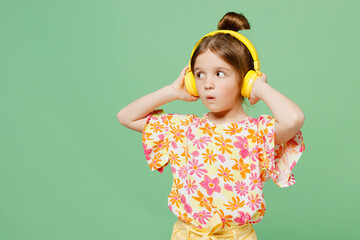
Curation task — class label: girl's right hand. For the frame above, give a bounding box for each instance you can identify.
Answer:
[169,65,200,102]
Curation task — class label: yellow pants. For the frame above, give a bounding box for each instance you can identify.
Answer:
[170,213,257,240]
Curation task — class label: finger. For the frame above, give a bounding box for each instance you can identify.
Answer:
[182,65,189,73]
[192,96,199,101]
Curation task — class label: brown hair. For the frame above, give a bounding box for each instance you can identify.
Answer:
[190,12,254,109]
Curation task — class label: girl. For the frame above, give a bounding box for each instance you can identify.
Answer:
[118,12,305,240]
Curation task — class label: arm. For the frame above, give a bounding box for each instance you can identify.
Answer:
[249,73,305,145]
[117,66,199,133]
[117,86,176,132]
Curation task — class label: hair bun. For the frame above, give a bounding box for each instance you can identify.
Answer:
[217,12,250,31]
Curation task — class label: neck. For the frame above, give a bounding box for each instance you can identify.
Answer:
[208,102,248,124]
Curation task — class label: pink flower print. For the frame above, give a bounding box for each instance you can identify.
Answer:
[250,163,257,171]
[264,142,274,158]
[247,193,261,211]
[186,128,195,141]
[224,184,233,191]
[168,204,173,211]
[158,134,165,140]
[234,136,245,148]
[239,148,249,159]
[235,181,249,196]
[193,136,212,149]
[249,148,258,162]
[191,151,199,157]
[234,137,249,158]
[300,142,305,152]
[189,159,208,178]
[180,194,186,204]
[180,195,193,213]
[267,131,275,143]
[290,161,296,171]
[200,175,221,196]
[234,211,251,225]
[250,218,261,224]
[249,173,262,191]
[179,165,188,179]
[171,166,176,174]
[193,119,202,128]
[143,143,153,161]
[185,178,198,195]
[171,141,177,149]
[184,203,193,213]
[218,154,226,163]
[195,225,202,230]
[194,210,212,225]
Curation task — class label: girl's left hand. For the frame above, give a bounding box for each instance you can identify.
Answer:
[248,72,268,105]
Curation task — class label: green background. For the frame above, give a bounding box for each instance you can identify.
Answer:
[1,0,359,239]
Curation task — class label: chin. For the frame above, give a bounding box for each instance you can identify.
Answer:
[205,106,226,113]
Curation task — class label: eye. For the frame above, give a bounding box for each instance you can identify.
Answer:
[196,72,204,79]
[217,71,226,77]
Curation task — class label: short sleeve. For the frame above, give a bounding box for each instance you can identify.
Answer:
[257,114,305,188]
[142,109,194,174]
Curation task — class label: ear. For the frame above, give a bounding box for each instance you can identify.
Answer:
[184,68,199,96]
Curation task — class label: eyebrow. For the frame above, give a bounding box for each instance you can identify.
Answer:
[193,67,201,72]
[194,67,231,72]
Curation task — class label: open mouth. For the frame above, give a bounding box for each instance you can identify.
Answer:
[206,96,215,101]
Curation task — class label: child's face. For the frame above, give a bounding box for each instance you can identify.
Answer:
[194,49,242,113]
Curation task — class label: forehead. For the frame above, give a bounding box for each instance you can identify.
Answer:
[194,49,233,70]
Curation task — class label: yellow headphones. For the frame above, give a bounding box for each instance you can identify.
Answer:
[184,30,262,98]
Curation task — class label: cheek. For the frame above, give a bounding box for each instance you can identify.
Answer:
[222,86,241,102]
[195,82,203,95]
[221,81,239,95]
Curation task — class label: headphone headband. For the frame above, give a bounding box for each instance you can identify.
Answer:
[188,30,260,75]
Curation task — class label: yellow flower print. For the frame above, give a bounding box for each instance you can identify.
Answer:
[215,209,233,228]
[192,190,217,212]
[169,188,181,208]
[176,210,193,223]
[231,158,251,180]
[174,177,184,189]
[199,123,217,137]
[224,123,243,136]
[214,135,234,154]
[260,169,269,182]
[217,165,234,182]
[169,151,180,166]
[170,125,185,143]
[149,121,166,133]
[257,202,266,218]
[224,196,245,211]
[202,149,218,165]
[149,153,163,170]
[247,128,257,144]
[180,117,193,127]
[153,138,169,153]
[142,132,153,142]
[163,115,173,125]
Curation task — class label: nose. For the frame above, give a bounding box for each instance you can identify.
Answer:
[204,77,215,90]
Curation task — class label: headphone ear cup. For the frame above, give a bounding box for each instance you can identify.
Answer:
[241,70,261,98]
[185,68,199,96]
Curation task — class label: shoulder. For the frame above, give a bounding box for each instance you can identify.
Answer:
[254,114,276,138]
[147,109,199,127]
[255,114,275,126]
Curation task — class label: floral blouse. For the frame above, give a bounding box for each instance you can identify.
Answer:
[142,109,305,229]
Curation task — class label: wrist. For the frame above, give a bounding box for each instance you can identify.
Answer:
[163,85,179,101]
[256,82,271,100]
